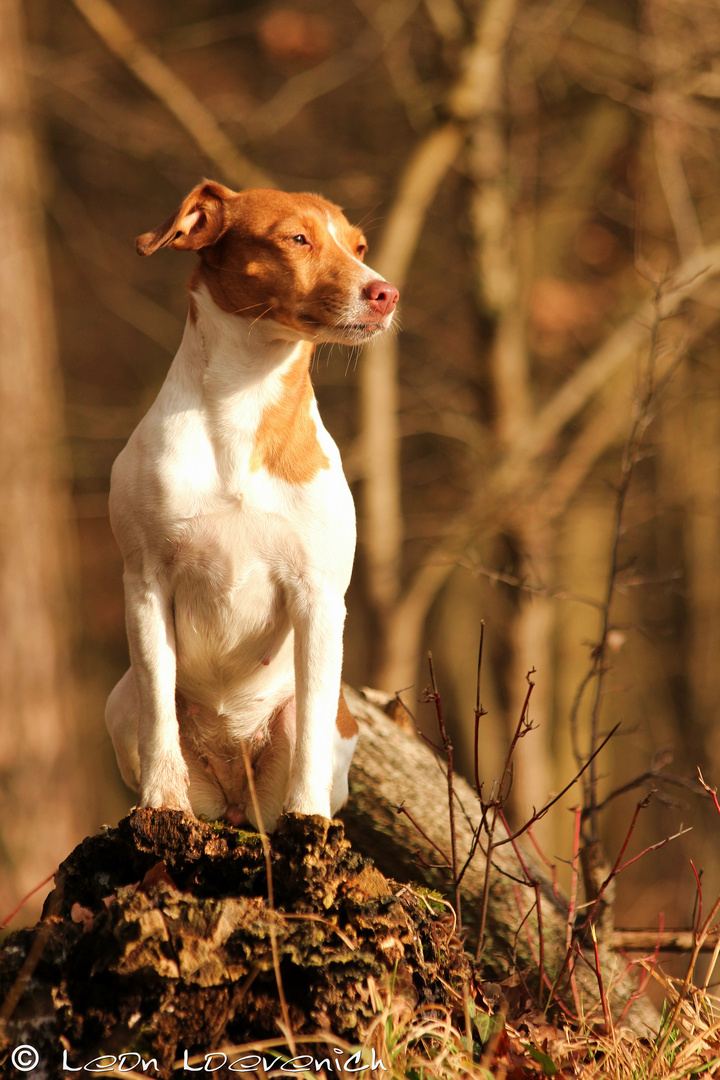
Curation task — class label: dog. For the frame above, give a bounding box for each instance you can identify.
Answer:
[105,180,399,830]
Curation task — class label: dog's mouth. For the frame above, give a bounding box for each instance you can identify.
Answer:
[297,313,390,343]
[337,322,385,339]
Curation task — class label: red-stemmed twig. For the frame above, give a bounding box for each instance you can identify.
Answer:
[494,722,620,850]
[589,926,612,1031]
[425,652,462,929]
[617,918,663,1024]
[697,767,720,818]
[0,868,57,929]
[394,802,452,866]
[474,620,486,795]
[579,792,654,931]
[499,808,545,1005]
[475,671,536,961]
[527,824,562,905]
[542,806,583,1018]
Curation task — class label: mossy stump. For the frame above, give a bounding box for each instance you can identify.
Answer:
[0,810,474,1078]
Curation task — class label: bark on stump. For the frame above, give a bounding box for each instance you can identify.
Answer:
[0,689,657,1079]
[0,811,472,1079]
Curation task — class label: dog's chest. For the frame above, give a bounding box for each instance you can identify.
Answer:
[162,495,291,685]
[158,457,352,665]
[163,489,276,589]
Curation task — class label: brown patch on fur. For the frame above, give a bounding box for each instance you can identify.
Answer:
[136,180,229,256]
[178,188,372,338]
[336,688,359,739]
[188,294,199,325]
[250,343,330,484]
[137,185,396,345]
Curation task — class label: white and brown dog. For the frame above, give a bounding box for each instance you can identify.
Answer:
[105,181,398,830]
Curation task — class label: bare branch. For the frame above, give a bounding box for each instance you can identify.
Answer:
[361,0,519,662]
[458,556,605,610]
[380,240,720,691]
[68,0,272,189]
[359,121,464,615]
[613,928,720,953]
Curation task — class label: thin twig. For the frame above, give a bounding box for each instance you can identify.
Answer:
[0,872,65,1031]
[473,621,486,795]
[618,932,662,1023]
[579,793,654,930]
[0,868,57,929]
[698,767,720,818]
[567,807,582,956]
[68,0,272,188]
[394,803,452,866]
[426,652,461,929]
[589,926,612,1031]
[460,559,605,610]
[240,746,295,1055]
[495,722,621,849]
[476,673,537,961]
[613,826,691,876]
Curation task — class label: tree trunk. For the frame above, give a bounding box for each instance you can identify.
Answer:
[0,0,80,917]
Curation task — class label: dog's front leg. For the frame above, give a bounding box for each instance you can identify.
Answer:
[124,573,191,813]
[285,584,346,820]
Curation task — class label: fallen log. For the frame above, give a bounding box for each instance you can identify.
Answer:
[342,687,657,1030]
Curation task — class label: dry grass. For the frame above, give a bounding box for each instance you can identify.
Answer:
[349,964,720,1080]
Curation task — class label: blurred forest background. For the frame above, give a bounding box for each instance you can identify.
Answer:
[3,0,720,946]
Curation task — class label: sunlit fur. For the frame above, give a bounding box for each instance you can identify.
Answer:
[106,182,398,829]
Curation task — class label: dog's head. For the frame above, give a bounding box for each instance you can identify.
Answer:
[136,181,398,345]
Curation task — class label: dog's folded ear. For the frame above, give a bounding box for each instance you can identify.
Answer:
[136,180,234,256]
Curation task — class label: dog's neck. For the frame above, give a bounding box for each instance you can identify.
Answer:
[177,284,328,486]
[190,282,308,384]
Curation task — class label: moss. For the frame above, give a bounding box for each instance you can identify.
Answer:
[0,810,475,1080]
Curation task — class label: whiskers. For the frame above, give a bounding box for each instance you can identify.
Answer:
[354,207,384,235]
[345,343,363,376]
[247,306,274,337]
[230,301,268,316]
[387,312,402,338]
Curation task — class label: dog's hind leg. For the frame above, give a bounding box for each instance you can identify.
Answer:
[105,667,142,793]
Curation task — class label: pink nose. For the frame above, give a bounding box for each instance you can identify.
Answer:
[364,280,399,316]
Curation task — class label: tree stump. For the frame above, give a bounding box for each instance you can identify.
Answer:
[0,810,473,1079]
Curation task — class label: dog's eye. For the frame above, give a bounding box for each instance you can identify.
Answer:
[356,243,368,259]
[292,234,309,246]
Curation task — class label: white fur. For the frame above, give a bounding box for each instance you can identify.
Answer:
[106,221,395,829]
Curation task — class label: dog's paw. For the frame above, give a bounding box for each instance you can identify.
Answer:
[283,784,331,820]
[140,790,193,814]
[139,753,193,813]
[140,788,194,814]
